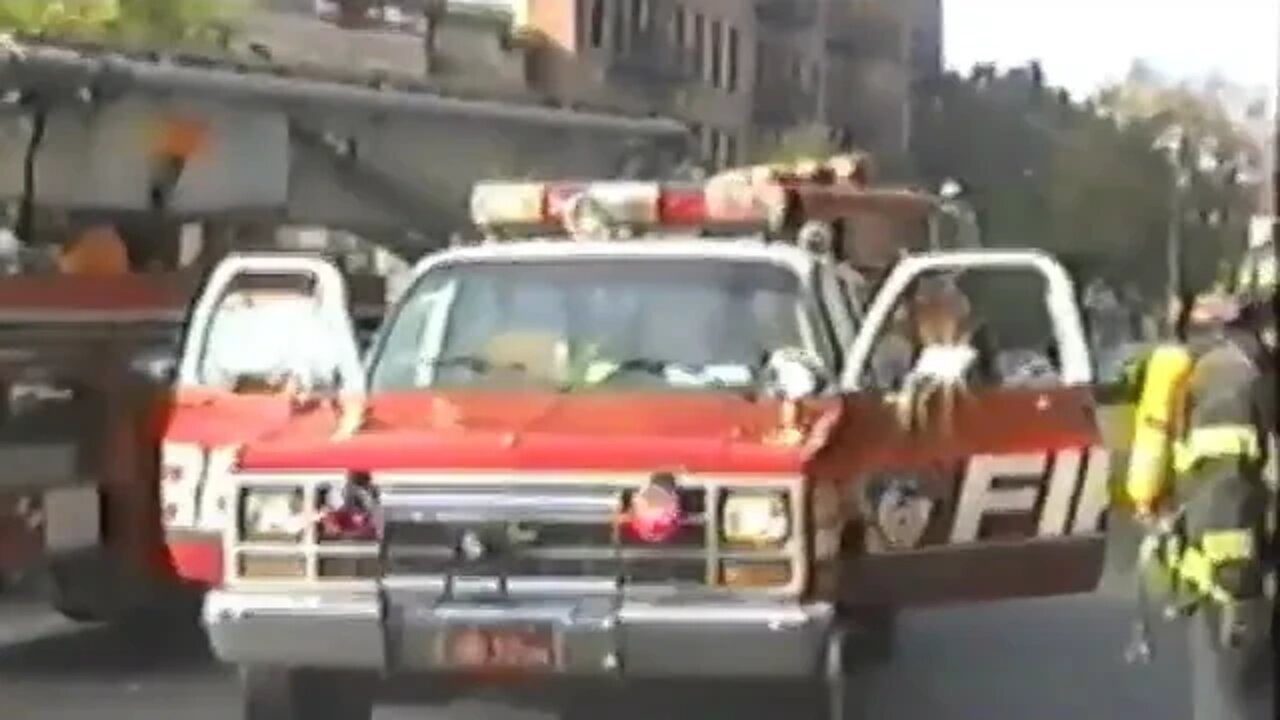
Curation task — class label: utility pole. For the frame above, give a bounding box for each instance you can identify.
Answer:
[1155,126,1189,337]
[1270,59,1278,371]
[1167,169,1185,314]
[1272,57,1279,280]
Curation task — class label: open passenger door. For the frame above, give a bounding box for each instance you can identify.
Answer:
[160,254,364,542]
[812,250,1110,606]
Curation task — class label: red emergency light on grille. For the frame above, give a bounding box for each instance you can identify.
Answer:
[469,179,773,239]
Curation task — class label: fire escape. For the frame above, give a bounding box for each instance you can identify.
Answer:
[603,1,699,106]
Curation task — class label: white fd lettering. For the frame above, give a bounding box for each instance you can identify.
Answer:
[950,452,1046,543]
[1070,446,1111,535]
[951,447,1111,544]
[1036,450,1082,537]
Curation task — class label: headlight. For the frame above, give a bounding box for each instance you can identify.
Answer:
[722,492,790,545]
[240,488,307,541]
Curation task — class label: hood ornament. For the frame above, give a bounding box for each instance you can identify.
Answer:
[457,530,487,561]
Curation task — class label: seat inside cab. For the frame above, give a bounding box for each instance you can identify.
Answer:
[864,268,1063,392]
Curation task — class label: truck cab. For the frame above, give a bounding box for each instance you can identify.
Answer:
[196,166,1109,720]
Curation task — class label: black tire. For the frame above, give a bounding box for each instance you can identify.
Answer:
[47,551,124,623]
[844,604,898,665]
[242,666,376,720]
[48,551,204,628]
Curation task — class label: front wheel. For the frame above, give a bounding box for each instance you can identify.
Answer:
[47,549,130,623]
[844,605,898,665]
[241,666,376,720]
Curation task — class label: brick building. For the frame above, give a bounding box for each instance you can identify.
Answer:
[248,0,943,170]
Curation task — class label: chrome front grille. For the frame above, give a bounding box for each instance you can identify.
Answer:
[222,473,804,597]
[377,477,801,595]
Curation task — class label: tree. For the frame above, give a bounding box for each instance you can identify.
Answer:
[1087,64,1265,293]
[0,0,253,49]
[0,0,117,37]
[912,61,1263,298]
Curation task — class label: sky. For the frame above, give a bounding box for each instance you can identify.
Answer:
[944,0,1279,102]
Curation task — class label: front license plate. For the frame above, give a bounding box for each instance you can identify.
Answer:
[441,624,557,671]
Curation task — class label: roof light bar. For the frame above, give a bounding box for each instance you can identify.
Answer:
[466,153,879,243]
[469,179,769,240]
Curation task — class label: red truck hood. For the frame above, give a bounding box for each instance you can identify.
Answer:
[238,391,824,474]
[157,389,342,447]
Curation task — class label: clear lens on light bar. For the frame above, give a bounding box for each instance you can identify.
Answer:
[470,181,546,226]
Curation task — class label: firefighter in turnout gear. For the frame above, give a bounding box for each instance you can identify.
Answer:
[1124,237,1276,719]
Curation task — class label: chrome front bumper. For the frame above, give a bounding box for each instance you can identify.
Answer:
[203,589,836,679]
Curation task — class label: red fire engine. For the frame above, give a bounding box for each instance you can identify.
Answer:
[186,159,1110,720]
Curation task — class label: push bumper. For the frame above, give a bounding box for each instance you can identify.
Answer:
[203,589,836,679]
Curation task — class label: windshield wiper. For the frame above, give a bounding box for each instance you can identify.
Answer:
[416,355,530,375]
[570,357,755,392]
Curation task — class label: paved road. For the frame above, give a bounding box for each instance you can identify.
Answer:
[0,527,1191,720]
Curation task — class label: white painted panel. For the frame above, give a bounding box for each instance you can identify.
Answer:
[42,485,100,552]
[0,97,288,211]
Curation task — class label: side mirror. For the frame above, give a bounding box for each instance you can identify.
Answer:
[761,347,828,401]
[1095,343,1150,404]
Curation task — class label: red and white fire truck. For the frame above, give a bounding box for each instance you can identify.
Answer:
[187,157,1112,720]
[0,257,385,619]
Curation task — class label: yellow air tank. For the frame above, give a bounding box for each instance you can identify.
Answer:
[1124,344,1195,512]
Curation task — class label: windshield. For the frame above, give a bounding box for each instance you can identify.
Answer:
[198,294,349,392]
[369,257,809,393]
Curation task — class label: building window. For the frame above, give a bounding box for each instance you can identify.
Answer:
[612,0,628,51]
[692,13,705,79]
[727,27,739,93]
[724,133,738,166]
[631,0,649,34]
[588,0,605,48]
[672,6,686,45]
[710,20,723,89]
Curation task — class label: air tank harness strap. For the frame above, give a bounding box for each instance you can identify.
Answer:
[1172,425,1262,475]
[1167,527,1257,607]
[1168,422,1266,611]
[1127,423,1268,664]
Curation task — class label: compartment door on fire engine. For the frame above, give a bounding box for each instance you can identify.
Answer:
[821,249,1107,606]
[161,255,363,533]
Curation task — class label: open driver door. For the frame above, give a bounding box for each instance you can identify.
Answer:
[158,254,365,585]
[810,249,1110,607]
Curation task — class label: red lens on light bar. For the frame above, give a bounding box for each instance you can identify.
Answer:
[658,188,708,226]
